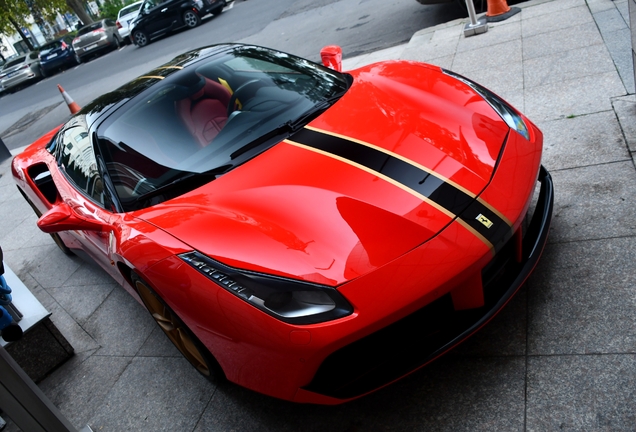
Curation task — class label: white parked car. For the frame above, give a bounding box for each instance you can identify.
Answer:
[117,1,144,43]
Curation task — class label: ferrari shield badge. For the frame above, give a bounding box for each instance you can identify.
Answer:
[476,214,494,229]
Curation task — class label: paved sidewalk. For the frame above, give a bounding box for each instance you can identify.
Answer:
[1,0,635,429]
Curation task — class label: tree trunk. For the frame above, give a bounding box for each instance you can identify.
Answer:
[66,0,93,27]
[8,17,34,51]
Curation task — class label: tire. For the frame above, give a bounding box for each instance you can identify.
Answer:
[131,272,224,380]
[183,10,201,28]
[40,67,47,78]
[51,232,74,256]
[113,36,121,50]
[75,54,82,64]
[133,30,149,47]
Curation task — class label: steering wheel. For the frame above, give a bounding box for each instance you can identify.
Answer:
[227,79,262,117]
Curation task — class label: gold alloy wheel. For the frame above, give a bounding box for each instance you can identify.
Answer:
[135,279,211,377]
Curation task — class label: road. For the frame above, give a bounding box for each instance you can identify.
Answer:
[0,0,466,150]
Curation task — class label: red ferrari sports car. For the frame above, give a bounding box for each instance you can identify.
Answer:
[12,44,552,404]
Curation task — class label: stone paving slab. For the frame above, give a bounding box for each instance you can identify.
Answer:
[523,43,617,88]
[456,20,521,53]
[529,237,636,355]
[88,357,218,431]
[195,356,526,431]
[38,353,130,428]
[47,283,116,325]
[1,0,635,430]
[526,354,636,430]
[454,39,524,74]
[540,110,630,170]
[522,22,605,59]
[524,72,626,121]
[522,5,594,38]
[82,286,156,357]
[548,161,636,243]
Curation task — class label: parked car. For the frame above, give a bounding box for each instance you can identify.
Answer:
[38,36,79,77]
[117,1,143,43]
[0,52,42,92]
[11,43,552,404]
[130,0,227,47]
[72,19,123,63]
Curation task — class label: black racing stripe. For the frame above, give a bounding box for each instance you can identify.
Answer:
[290,128,512,250]
[462,201,513,251]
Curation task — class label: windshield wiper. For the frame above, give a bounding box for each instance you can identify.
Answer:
[229,121,296,160]
[135,164,233,203]
[287,94,344,131]
[230,93,345,161]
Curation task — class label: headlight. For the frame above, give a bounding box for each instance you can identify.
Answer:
[180,251,353,324]
[442,69,530,140]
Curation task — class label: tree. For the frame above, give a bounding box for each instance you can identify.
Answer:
[0,1,37,50]
[66,0,93,26]
[0,0,90,51]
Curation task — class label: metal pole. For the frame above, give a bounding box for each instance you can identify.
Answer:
[0,347,78,432]
[630,0,635,90]
[463,0,488,37]
[0,136,10,164]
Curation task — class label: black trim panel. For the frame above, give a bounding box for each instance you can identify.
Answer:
[302,166,553,400]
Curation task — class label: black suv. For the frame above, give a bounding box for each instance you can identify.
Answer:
[131,0,227,47]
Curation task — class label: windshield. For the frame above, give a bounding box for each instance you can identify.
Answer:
[119,3,141,17]
[40,40,65,54]
[4,56,26,68]
[96,45,349,212]
[78,22,103,35]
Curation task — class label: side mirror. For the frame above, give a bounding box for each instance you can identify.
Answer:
[320,45,343,72]
[37,202,108,233]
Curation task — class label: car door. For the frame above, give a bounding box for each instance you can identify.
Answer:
[55,120,124,284]
[140,0,179,37]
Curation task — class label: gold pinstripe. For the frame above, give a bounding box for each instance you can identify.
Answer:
[455,219,496,258]
[305,125,512,227]
[137,75,165,80]
[156,66,183,70]
[285,139,495,254]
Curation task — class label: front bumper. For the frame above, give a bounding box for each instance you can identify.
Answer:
[299,166,553,401]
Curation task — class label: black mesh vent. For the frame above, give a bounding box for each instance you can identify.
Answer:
[304,238,522,400]
[304,166,553,400]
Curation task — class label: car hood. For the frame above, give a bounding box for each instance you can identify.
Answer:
[134,62,510,286]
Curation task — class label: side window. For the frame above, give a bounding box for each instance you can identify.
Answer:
[58,125,105,206]
[143,0,156,11]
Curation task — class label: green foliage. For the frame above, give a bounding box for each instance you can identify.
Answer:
[100,0,135,19]
[0,0,69,43]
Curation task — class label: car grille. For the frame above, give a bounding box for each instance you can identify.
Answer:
[303,167,553,400]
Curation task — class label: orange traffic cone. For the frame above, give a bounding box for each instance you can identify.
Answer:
[57,85,81,114]
[486,0,520,22]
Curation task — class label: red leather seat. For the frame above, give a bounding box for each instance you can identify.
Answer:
[177,78,231,147]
